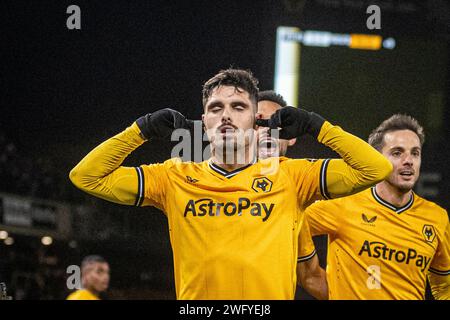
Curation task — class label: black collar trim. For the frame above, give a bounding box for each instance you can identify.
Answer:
[209,158,256,179]
[371,187,414,214]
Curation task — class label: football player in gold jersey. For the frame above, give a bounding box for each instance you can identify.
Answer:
[306,114,449,300]
[257,90,327,300]
[66,255,110,300]
[69,68,392,299]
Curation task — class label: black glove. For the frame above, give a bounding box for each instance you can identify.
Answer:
[136,108,195,139]
[255,106,325,140]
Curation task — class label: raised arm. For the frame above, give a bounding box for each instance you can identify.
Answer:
[69,108,193,205]
[69,122,145,205]
[318,121,392,199]
[256,107,392,198]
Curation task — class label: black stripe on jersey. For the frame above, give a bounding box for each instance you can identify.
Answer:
[371,187,414,214]
[429,268,450,276]
[297,250,317,263]
[319,159,331,200]
[134,167,145,207]
[209,159,256,179]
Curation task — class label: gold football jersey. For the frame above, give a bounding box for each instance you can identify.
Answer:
[306,187,449,299]
[298,217,317,263]
[137,157,323,299]
[66,289,99,300]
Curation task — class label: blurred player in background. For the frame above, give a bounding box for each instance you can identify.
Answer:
[257,90,296,159]
[66,255,110,300]
[69,68,392,299]
[306,115,449,299]
[257,90,327,300]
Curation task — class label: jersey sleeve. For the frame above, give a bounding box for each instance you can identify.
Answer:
[70,123,146,206]
[281,158,329,208]
[139,159,177,211]
[429,214,450,276]
[428,214,450,300]
[305,199,341,237]
[297,218,317,263]
[316,121,392,199]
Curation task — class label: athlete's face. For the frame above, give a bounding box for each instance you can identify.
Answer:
[256,101,295,159]
[84,262,110,293]
[381,130,421,192]
[202,85,256,152]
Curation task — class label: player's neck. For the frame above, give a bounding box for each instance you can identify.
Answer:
[210,145,256,172]
[375,182,413,208]
[83,285,99,297]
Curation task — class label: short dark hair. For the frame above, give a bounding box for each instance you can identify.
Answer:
[368,114,425,151]
[202,68,259,108]
[81,255,107,271]
[258,90,287,107]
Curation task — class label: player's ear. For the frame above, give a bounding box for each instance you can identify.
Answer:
[288,138,296,146]
[202,114,210,133]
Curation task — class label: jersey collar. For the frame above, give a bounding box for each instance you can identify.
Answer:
[371,187,414,214]
[208,158,256,179]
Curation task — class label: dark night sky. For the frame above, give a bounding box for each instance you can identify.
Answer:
[2,1,272,149]
[2,1,447,135]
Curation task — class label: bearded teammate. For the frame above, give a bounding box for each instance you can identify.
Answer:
[69,68,392,299]
[257,90,327,300]
[305,115,449,300]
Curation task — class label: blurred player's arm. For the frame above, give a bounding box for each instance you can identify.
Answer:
[428,219,450,300]
[318,121,393,199]
[297,254,328,300]
[296,218,328,300]
[70,109,193,205]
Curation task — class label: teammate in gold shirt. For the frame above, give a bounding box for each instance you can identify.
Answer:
[66,255,110,300]
[70,69,392,299]
[257,90,327,300]
[306,115,449,300]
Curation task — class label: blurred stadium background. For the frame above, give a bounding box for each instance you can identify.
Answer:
[1,0,449,299]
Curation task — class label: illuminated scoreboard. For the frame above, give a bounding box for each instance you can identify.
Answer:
[274,27,396,106]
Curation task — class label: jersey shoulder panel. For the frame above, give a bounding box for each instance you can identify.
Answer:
[414,194,449,223]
